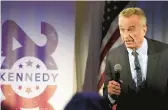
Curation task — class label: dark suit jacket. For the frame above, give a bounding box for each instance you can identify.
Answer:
[103,38,168,110]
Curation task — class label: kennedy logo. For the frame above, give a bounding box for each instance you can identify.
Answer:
[1,20,58,110]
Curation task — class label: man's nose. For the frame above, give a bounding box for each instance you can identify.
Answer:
[123,32,130,39]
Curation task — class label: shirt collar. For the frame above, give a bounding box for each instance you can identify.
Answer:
[127,38,148,55]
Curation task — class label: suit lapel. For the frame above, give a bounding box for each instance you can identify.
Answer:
[146,38,158,87]
[119,38,159,91]
[119,45,135,91]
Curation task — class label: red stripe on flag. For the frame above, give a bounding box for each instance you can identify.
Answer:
[97,72,105,91]
[97,27,120,91]
[100,27,120,63]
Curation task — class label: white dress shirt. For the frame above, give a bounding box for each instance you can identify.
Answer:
[127,38,148,86]
[108,38,148,104]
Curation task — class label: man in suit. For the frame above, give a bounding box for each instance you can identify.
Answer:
[103,7,168,110]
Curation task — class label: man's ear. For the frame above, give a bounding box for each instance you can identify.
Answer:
[143,25,147,35]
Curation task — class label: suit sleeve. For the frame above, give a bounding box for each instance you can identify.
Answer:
[103,55,115,107]
[164,82,168,109]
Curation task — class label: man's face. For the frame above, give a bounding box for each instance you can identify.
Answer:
[119,15,147,49]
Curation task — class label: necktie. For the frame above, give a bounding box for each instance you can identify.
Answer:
[132,50,142,87]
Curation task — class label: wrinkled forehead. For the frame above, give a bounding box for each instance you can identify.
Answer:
[118,15,142,26]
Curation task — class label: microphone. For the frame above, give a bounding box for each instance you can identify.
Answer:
[111,64,122,100]
[114,64,122,84]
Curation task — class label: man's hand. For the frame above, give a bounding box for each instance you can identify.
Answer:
[108,80,121,96]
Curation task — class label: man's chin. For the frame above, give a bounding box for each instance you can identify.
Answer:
[125,44,135,49]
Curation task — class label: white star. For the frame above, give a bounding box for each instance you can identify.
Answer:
[113,6,117,10]
[107,1,111,4]
[107,8,111,12]
[107,16,110,20]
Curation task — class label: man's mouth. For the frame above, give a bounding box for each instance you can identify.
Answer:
[125,40,134,42]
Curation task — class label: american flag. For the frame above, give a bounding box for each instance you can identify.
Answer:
[97,1,133,92]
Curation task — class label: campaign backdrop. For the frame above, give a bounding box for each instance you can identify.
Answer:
[1,1,75,110]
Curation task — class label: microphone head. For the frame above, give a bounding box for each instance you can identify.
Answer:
[114,64,122,72]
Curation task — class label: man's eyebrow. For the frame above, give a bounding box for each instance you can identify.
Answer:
[129,26,135,28]
[119,26,123,28]
[119,26,135,28]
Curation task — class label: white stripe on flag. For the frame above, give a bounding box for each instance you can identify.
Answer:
[100,1,136,53]
[98,1,136,93]
[101,16,118,53]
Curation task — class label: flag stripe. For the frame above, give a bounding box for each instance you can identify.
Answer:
[97,28,120,91]
[102,1,129,39]
[101,28,120,63]
[100,1,135,53]
[97,1,132,91]
[101,15,119,53]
